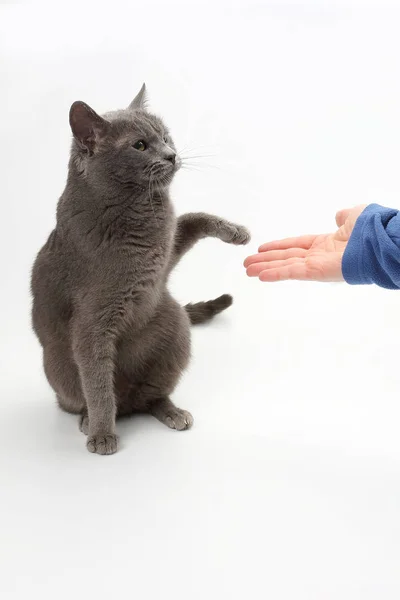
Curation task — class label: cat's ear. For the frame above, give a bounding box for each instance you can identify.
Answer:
[69,101,109,154]
[129,83,147,110]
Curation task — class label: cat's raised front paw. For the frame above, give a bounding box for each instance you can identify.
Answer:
[87,434,119,455]
[218,221,251,246]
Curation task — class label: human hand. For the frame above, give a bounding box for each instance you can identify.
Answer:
[244,205,367,282]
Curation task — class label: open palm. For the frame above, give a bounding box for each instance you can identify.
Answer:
[244,205,366,282]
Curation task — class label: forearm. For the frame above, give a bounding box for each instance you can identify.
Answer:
[73,322,117,436]
[169,212,250,272]
[342,204,400,289]
[173,213,215,255]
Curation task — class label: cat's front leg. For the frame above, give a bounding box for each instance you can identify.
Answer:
[72,314,118,455]
[170,212,250,269]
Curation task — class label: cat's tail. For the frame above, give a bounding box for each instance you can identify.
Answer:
[184,294,233,325]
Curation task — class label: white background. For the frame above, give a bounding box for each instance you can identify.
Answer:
[1,1,400,598]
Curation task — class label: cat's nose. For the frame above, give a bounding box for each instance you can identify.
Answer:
[165,151,176,165]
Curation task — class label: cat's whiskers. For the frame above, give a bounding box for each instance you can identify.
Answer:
[158,180,166,216]
[179,153,217,160]
[180,159,221,172]
[178,146,220,172]
[147,164,158,225]
[177,143,218,154]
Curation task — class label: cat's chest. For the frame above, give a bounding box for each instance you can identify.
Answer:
[111,241,171,326]
[110,223,175,284]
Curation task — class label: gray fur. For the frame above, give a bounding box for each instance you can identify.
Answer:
[31,87,250,455]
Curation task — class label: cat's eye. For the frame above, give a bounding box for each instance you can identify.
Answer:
[163,135,169,143]
[133,140,147,151]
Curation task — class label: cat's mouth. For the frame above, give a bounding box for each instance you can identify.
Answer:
[149,160,181,185]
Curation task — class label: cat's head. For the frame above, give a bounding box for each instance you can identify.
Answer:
[69,84,180,190]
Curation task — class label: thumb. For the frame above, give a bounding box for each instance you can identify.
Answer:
[335,208,351,227]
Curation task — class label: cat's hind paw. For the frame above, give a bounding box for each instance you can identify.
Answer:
[79,414,89,435]
[163,408,194,431]
[151,398,194,431]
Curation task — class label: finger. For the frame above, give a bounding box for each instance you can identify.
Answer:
[259,262,311,282]
[246,262,269,277]
[246,257,305,277]
[258,235,317,253]
[335,208,351,227]
[244,248,307,268]
[336,205,367,228]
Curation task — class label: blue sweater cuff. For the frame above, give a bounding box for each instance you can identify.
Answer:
[342,204,400,289]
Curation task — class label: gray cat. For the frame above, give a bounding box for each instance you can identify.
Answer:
[31,85,250,455]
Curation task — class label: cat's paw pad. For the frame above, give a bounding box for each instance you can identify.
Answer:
[87,434,118,455]
[79,414,89,435]
[219,222,251,245]
[165,409,194,431]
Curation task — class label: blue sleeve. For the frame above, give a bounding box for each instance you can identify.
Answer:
[342,204,400,289]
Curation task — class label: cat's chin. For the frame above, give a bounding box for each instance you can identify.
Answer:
[153,179,174,191]
[154,169,179,188]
